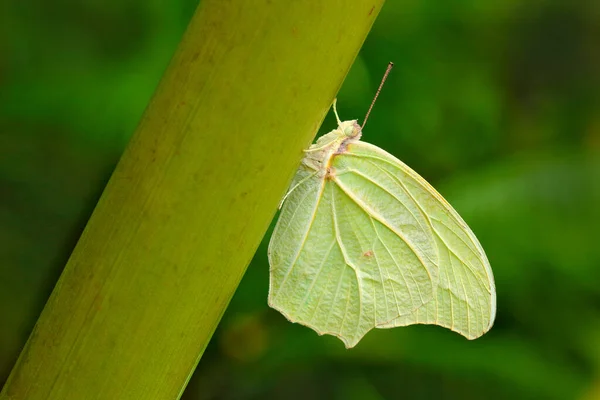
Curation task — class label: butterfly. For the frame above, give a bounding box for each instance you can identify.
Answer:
[268,64,496,348]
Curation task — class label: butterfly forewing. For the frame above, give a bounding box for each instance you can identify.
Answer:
[341,141,496,339]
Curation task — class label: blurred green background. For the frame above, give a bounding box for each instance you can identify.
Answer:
[2,1,600,399]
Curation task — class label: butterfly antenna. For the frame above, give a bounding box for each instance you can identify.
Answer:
[332,98,342,127]
[362,62,393,129]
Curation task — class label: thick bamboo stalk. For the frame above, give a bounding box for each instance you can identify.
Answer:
[0,0,384,398]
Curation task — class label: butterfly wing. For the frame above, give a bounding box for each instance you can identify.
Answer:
[335,141,496,339]
[269,154,439,348]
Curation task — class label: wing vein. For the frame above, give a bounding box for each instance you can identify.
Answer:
[298,240,337,315]
[430,217,491,285]
[331,185,363,343]
[369,219,404,319]
[369,217,421,312]
[333,178,433,281]
[271,173,322,254]
[342,166,434,252]
[451,252,471,337]
[273,176,326,299]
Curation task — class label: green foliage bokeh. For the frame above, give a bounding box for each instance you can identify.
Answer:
[1,1,599,399]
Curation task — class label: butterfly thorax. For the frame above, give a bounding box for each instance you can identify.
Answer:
[302,120,362,177]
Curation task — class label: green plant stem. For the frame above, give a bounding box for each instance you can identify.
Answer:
[0,0,384,398]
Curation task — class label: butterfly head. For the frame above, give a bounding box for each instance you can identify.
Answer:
[338,120,362,140]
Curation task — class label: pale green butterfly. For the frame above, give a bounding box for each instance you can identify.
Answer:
[268,64,496,348]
